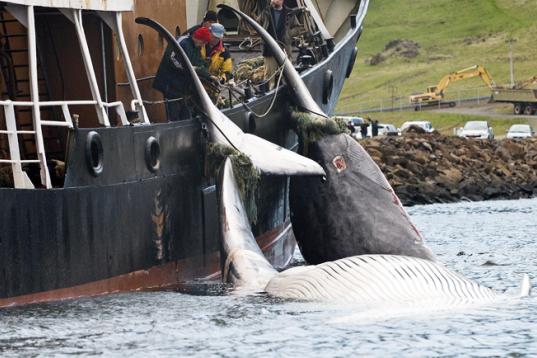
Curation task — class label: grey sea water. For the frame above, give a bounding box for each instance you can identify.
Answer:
[1,198,536,357]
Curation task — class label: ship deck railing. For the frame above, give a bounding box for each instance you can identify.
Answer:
[0,3,150,190]
[0,99,130,189]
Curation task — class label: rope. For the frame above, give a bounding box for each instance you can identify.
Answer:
[143,58,286,120]
[238,37,262,51]
[142,97,183,105]
[237,61,286,118]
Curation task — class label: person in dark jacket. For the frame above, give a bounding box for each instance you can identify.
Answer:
[371,120,379,137]
[360,123,368,139]
[185,10,218,36]
[153,27,211,121]
[259,0,294,89]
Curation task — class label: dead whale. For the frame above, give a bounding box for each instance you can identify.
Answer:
[222,5,435,264]
[219,155,531,303]
[139,15,533,306]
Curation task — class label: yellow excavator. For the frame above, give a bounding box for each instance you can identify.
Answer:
[409,65,496,109]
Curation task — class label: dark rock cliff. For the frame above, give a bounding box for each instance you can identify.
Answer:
[362,132,537,206]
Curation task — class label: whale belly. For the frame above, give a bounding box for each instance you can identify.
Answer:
[265,255,498,304]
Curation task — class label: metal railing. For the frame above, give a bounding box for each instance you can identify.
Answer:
[0,100,129,189]
[0,4,149,190]
[338,87,493,116]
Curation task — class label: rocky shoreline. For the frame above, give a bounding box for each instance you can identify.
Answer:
[361,131,537,206]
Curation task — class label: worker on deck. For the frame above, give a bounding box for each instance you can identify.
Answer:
[185,10,218,35]
[259,0,294,90]
[204,23,233,86]
[153,27,212,121]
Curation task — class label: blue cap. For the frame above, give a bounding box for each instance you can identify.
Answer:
[210,23,225,38]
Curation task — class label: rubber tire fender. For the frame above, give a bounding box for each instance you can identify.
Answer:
[85,131,104,177]
[244,111,256,134]
[346,47,358,78]
[323,69,334,104]
[145,136,161,173]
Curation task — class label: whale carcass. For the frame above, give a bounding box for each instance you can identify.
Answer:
[138,13,532,307]
[219,156,531,303]
[216,6,531,305]
[289,131,436,264]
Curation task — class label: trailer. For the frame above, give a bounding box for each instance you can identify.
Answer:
[491,88,537,115]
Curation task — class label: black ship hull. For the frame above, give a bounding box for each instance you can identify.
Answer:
[0,15,364,307]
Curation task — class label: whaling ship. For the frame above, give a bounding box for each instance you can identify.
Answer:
[0,0,369,307]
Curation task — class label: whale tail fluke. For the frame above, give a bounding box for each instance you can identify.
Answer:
[520,274,531,297]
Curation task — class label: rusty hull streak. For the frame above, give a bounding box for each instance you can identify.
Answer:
[0,222,294,308]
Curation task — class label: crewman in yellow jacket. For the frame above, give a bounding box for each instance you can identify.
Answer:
[203,23,233,85]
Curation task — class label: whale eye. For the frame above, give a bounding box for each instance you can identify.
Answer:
[321,176,327,183]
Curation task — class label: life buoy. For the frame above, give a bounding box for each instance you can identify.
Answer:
[323,69,334,104]
[244,111,256,134]
[145,136,161,173]
[85,131,104,177]
[346,47,358,78]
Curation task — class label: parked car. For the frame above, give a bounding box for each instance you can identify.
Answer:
[458,121,494,140]
[340,116,365,130]
[363,122,398,137]
[506,124,534,139]
[379,123,400,136]
[400,121,435,133]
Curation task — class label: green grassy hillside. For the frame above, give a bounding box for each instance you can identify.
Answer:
[337,0,537,114]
